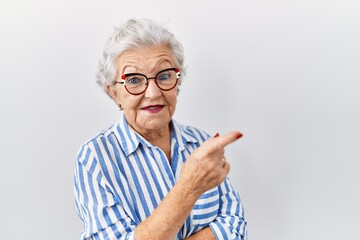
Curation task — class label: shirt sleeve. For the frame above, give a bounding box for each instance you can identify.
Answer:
[208,177,248,240]
[74,144,137,240]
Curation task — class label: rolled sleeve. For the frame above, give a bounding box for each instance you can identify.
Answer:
[209,178,247,240]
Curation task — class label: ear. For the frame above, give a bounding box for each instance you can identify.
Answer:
[106,85,120,103]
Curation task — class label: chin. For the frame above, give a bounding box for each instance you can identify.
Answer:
[141,118,170,131]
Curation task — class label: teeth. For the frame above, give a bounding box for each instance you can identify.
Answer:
[143,105,163,110]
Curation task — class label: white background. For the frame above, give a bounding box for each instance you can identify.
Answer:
[1,0,359,239]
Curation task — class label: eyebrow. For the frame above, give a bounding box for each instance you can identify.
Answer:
[122,58,173,74]
[123,67,175,76]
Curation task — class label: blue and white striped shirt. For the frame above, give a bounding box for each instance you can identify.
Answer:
[74,114,247,239]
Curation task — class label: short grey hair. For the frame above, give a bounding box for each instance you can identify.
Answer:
[96,18,185,93]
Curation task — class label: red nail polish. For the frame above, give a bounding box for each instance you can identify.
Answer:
[214,133,220,138]
[236,132,243,139]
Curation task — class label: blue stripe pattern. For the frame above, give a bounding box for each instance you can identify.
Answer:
[74,114,247,239]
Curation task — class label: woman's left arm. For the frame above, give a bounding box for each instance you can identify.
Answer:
[185,227,215,240]
[211,177,247,239]
[187,177,247,240]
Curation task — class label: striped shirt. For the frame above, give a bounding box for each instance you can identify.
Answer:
[74,114,247,239]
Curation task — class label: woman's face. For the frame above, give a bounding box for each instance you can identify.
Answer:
[107,45,179,136]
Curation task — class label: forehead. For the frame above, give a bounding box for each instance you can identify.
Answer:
[117,45,175,74]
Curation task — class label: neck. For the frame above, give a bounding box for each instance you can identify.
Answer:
[137,124,172,161]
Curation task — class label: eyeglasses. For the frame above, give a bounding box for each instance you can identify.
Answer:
[115,68,181,95]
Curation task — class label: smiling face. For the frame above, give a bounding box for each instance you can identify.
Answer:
[107,45,179,138]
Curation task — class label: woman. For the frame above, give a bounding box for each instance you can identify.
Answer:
[74,18,247,240]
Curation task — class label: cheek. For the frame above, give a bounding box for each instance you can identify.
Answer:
[167,93,178,111]
[122,94,143,110]
[111,87,125,105]
[116,88,130,105]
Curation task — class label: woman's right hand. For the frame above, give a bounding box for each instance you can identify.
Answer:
[178,131,243,197]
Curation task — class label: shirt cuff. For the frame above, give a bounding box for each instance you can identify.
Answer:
[209,221,231,240]
[127,232,135,240]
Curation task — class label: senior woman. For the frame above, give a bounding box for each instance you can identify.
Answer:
[74,18,247,240]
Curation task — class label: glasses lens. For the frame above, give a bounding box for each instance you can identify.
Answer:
[156,69,178,90]
[124,75,147,94]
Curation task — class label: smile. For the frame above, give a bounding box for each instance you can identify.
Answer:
[141,105,165,113]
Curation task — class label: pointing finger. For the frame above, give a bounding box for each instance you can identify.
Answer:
[214,131,243,149]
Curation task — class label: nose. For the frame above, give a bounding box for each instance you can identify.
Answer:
[144,78,162,98]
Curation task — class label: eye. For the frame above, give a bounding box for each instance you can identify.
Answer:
[126,76,144,85]
[157,72,171,81]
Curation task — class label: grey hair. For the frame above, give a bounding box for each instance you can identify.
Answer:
[96,18,185,94]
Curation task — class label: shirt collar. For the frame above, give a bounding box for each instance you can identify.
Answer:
[170,119,199,151]
[113,114,141,157]
[113,114,199,156]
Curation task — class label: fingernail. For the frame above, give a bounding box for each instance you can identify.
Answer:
[213,133,220,138]
[236,132,243,139]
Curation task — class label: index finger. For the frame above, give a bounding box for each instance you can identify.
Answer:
[215,131,243,148]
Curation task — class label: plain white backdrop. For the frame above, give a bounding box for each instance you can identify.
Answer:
[1,0,359,239]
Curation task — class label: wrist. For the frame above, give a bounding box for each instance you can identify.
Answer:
[176,179,202,202]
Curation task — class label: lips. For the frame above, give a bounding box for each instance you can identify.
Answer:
[141,105,165,113]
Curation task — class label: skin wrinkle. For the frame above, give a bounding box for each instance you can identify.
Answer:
[107,45,178,159]
[115,45,176,78]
